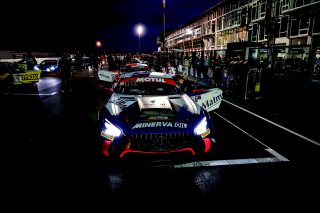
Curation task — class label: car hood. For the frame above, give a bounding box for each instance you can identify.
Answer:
[104,94,203,133]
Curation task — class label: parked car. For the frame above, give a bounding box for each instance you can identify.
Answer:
[0,62,14,91]
[34,59,59,76]
[0,61,41,90]
[82,57,93,69]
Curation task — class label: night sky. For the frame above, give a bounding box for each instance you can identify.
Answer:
[1,0,221,53]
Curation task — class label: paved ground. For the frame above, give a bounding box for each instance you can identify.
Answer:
[223,76,320,144]
[73,68,320,144]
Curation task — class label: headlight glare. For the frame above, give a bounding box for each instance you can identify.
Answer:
[104,119,121,137]
[194,117,207,135]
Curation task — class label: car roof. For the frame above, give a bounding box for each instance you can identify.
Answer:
[43,59,58,61]
[120,71,172,79]
[42,59,58,62]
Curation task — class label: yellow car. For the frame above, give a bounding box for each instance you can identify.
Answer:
[0,62,14,90]
[0,62,42,91]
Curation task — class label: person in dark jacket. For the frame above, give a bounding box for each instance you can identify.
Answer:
[90,53,99,78]
[24,51,37,70]
[174,74,193,93]
[58,52,72,92]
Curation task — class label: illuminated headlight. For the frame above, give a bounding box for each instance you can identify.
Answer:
[194,117,207,135]
[104,118,122,137]
[50,66,56,71]
[34,66,40,70]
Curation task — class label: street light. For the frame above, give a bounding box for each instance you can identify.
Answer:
[96,40,102,48]
[135,24,145,54]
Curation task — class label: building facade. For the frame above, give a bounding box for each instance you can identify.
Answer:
[164,0,320,81]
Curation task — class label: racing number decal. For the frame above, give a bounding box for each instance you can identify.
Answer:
[13,75,22,83]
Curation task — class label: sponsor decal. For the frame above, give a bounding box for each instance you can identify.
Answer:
[12,71,41,84]
[100,130,114,141]
[21,74,40,81]
[132,122,187,129]
[136,77,165,83]
[200,128,211,138]
[119,77,176,86]
[138,96,172,110]
[113,99,136,109]
[148,116,169,120]
[201,93,223,110]
[143,100,167,107]
[98,73,109,78]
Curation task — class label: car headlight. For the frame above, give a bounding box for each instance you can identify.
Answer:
[194,117,207,135]
[104,118,122,137]
[34,66,40,70]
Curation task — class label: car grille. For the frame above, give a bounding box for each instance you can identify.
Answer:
[128,133,194,152]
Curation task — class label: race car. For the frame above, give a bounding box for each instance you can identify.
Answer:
[97,59,148,84]
[121,61,149,73]
[12,61,42,86]
[0,61,42,91]
[34,59,59,76]
[0,62,15,91]
[97,71,223,166]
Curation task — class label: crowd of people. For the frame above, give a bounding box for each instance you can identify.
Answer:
[160,54,224,89]
[16,50,227,95]
[54,50,225,93]
[13,49,320,99]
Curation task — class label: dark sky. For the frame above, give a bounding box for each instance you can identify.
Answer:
[1,0,221,53]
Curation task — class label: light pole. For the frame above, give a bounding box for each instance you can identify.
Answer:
[162,0,166,51]
[137,25,143,53]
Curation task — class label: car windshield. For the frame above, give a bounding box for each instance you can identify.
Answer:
[42,60,57,65]
[195,79,215,89]
[114,77,181,95]
[187,75,214,89]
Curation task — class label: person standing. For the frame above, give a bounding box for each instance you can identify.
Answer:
[174,74,192,93]
[213,55,223,88]
[75,51,83,74]
[90,53,99,78]
[166,62,176,77]
[202,55,210,80]
[25,51,37,70]
[58,52,72,92]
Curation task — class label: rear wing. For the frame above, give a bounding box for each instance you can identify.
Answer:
[98,70,119,82]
